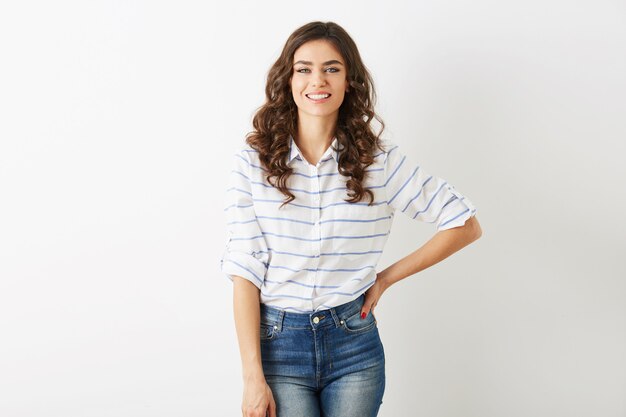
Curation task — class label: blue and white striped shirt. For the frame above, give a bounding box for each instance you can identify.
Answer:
[220,135,477,313]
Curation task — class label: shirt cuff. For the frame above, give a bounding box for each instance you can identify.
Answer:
[436,187,478,231]
[220,250,267,290]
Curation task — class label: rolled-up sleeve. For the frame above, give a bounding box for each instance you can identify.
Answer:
[219,149,270,289]
[383,141,477,231]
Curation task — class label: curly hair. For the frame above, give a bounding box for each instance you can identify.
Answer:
[245,21,387,209]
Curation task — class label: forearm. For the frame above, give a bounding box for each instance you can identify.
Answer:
[232,276,265,381]
[379,216,482,289]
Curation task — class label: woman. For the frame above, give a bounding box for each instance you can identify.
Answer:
[221,21,482,417]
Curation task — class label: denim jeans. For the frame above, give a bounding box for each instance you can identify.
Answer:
[259,293,386,417]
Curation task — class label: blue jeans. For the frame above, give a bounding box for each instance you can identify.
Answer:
[260,293,386,416]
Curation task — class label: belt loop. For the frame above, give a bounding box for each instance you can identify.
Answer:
[330,305,341,328]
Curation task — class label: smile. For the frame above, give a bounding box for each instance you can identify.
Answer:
[306,93,331,103]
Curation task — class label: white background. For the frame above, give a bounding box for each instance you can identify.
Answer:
[1,1,625,416]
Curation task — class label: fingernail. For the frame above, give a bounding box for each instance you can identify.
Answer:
[361,312,367,319]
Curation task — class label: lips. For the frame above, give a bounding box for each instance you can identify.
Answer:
[305,92,332,102]
[306,91,331,95]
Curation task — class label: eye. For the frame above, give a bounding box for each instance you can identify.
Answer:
[326,67,340,73]
[296,68,310,73]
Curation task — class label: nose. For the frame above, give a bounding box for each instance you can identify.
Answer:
[311,71,326,87]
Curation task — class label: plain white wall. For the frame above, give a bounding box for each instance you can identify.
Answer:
[1,0,624,416]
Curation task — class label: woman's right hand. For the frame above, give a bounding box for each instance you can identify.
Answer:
[242,374,276,417]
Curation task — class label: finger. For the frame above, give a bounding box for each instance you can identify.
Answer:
[268,394,276,417]
[361,303,370,319]
[266,387,276,417]
[363,298,380,318]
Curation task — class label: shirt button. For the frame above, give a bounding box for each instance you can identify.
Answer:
[313,317,320,324]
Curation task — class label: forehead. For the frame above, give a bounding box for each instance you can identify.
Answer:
[293,39,343,62]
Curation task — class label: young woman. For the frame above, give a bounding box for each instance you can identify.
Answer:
[221,21,482,417]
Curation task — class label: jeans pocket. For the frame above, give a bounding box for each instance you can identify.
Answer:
[260,322,277,341]
[340,310,377,335]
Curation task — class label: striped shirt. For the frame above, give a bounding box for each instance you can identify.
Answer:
[220,135,477,313]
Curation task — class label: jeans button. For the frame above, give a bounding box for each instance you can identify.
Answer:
[313,317,320,324]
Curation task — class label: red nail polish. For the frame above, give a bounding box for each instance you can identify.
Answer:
[361,312,367,319]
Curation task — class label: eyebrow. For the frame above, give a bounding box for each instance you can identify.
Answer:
[293,59,344,66]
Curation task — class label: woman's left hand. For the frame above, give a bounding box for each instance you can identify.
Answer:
[361,274,391,319]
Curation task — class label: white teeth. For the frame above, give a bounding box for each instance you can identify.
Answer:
[307,94,330,99]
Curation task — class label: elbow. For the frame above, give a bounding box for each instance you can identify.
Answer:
[467,215,482,241]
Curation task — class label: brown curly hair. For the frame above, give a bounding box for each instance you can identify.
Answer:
[245,21,387,209]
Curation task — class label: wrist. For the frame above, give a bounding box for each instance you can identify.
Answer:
[378,271,393,291]
[243,365,265,382]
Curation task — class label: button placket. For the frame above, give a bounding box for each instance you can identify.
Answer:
[311,166,320,202]
[310,165,321,298]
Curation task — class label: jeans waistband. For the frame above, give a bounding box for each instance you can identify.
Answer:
[260,293,366,330]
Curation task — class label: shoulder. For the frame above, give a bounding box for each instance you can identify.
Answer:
[375,139,401,165]
[233,142,257,158]
[230,142,260,165]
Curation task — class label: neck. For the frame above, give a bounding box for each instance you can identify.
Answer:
[295,112,338,163]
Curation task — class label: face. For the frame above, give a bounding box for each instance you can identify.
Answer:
[290,39,349,120]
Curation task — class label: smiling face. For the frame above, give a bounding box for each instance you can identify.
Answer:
[290,39,349,120]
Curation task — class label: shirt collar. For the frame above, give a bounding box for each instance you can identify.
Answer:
[287,134,342,166]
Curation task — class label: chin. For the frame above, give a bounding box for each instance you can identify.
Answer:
[309,111,339,118]
[305,106,341,117]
